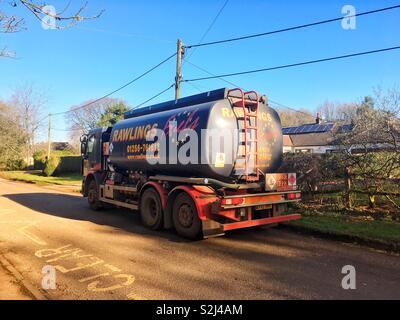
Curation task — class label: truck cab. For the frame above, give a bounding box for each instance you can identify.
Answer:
[81,128,111,201]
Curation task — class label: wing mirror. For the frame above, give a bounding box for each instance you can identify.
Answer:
[80,135,88,158]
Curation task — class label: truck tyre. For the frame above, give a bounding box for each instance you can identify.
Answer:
[88,180,102,211]
[140,188,163,230]
[172,193,202,240]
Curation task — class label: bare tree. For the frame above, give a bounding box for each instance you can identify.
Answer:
[0,100,27,169]
[66,98,127,147]
[334,88,400,208]
[0,0,103,57]
[318,100,358,122]
[318,100,336,122]
[277,109,315,127]
[335,103,358,122]
[10,83,47,166]
[0,2,24,33]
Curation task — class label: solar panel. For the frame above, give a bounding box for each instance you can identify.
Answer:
[311,124,319,132]
[319,125,326,132]
[282,123,336,135]
[282,127,293,134]
[338,124,353,132]
[314,125,322,133]
[299,125,309,133]
[288,128,294,134]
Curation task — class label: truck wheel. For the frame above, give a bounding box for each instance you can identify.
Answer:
[88,180,102,211]
[172,193,202,240]
[140,188,163,230]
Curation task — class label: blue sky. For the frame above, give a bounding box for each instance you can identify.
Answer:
[1,0,399,141]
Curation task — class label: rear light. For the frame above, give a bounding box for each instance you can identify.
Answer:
[222,197,244,206]
[286,192,301,200]
[287,193,297,200]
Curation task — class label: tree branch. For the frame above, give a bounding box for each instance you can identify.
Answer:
[19,0,104,30]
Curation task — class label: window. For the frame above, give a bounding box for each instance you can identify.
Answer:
[87,135,95,154]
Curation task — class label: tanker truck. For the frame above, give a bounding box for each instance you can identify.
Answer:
[80,88,301,239]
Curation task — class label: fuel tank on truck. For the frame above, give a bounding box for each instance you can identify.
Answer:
[108,88,283,182]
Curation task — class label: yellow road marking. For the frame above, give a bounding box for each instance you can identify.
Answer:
[55,256,104,274]
[35,244,137,295]
[18,222,47,246]
[79,273,110,283]
[127,292,148,300]
[104,264,122,272]
[87,274,135,292]
[0,220,47,246]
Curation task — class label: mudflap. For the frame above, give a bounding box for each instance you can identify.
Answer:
[202,219,224,238]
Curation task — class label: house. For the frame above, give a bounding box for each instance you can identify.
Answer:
[52,142,74,151]
[282,135,294,153]
[282,114,349,154]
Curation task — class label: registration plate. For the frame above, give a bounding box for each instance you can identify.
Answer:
[255,204,272,211]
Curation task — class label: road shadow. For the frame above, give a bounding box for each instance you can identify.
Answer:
[3,192,186,243]
[3,192,285,244]
[3,192,400,299]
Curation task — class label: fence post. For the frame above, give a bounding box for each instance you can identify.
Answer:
[344,167,352,208]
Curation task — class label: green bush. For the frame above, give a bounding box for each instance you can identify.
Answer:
[53,149,76,157]
[33,150,46,162]
[5,158,26,171]
[34,149,77,172]
[33,150,47,170]
[44,156,60,177]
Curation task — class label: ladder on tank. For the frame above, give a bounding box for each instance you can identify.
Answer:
[228,88,261,182]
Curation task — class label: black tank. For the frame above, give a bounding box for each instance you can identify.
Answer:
[109,88,283,182]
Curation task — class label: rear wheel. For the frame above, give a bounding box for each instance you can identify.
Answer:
[88,180,102,211]
[172,193,202,240]
[140,188,163,230]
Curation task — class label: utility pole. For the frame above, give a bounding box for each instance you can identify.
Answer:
[47,113,52,161]
[175,38,184,100]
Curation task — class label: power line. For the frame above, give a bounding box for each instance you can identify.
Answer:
[132,83,175,110]
[185,0,230,60]
[52,52,177,116]
[52,127,85,132]
[52,83,175,132]
[182,0,230,96]
[269,100,314,118]
[53,84,175,132]
[184,58,314,117]
[184,58,242,88]
[37,114,50,125]
[185,4,400,49]
[75,26,175,44]
[186,81,211,92]
[183,45,400,82]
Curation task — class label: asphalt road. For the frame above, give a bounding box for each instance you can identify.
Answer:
[0,178,399,300]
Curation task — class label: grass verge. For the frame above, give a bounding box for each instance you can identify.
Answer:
[283,213,400,253]
[0,171,82,186]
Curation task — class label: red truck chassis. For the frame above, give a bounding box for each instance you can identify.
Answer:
[83,171,301,239]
